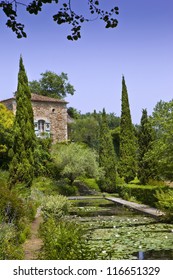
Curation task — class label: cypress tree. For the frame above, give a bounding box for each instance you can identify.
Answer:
[137,109,153,184]
[9,56,36,188]
[118,76,137,183]
[99,108,117,192]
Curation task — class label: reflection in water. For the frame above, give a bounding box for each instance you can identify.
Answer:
[137,249,173,260]
[138,251,144,260]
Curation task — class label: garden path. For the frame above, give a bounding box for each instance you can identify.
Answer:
[23,210,43,260]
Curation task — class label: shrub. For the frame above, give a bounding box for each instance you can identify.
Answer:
[80,178,101,192]
[0,224,23,259]
[39,218,100,260]
[55,179,78,196]
[155,189,173,221]
[0,184,25,225]
[31,176,58,195]
[41,195,70,220]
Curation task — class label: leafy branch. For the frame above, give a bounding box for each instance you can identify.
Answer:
[0,0,119,40]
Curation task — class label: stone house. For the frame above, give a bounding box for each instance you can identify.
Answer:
[0,93,68,143]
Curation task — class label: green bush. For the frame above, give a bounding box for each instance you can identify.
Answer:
[0,184,25,225]
[41,194,70,220]
[31,177,57,195]
[155,189,173,221]
[80,178,101,192]
[55,179,78,196]
[39,218,101,260]
[0,224,23,259]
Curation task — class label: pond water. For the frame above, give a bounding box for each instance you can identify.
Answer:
[69,198,173,260]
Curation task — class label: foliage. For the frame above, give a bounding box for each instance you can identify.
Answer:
[69,111,120,152]
[0,173,37,256]
[39,217,102,260]
[0,224,24,259]
[67,107,81,119]
[54,179,78,196]
[0,182,25,225]
[69,116,100,150]
[0,1,119,40]
[9,56,36,188]
[51,142,103,185]
[31,176,57,196]
[29,71,75,99]
[0,103,14,168]
[111,126,120,158]
[118,76,137,183]
[79,178,101,192]
[41,194,70,220]
[137,109,153,184]
[144,100,173,181]
[155,189,173,221]
[116,184,168,207]
[98,109,117,193]
[34,138,52,177]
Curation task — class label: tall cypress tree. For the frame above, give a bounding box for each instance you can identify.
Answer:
[137,109,153,184]
[99,109,117,192]
[9,56,36,188]
[118,76,137,183]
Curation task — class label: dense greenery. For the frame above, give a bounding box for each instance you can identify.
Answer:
[69,111,120,153]
[0,104,14,169]
[29,71,75,99]
[137,109,153,184]
[144,100,173,181]
[0,1,119,40]
[0,170,37,259]
[118,76,137,183]
[98,109,117,192]
[9,56,36,188]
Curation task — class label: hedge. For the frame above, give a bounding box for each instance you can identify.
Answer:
[116,184,169,207]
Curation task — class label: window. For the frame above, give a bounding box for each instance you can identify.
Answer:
[34,119,50,138]
[38,120,45,132]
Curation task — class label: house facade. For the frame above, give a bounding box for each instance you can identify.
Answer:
[1,93,68,143]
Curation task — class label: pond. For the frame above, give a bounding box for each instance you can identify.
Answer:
[68,198,173,260]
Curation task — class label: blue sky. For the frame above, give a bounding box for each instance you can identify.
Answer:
[0,0,173,124]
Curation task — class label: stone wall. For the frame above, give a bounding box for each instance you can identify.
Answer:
[32,100,67,143]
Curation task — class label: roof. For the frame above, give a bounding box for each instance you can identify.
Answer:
[0,93,68,104]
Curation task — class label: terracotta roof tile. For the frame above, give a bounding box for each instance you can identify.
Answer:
[0,93,68,104]
[31,93,67,103]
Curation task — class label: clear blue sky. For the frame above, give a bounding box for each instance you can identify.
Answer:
[0,0,173,124]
